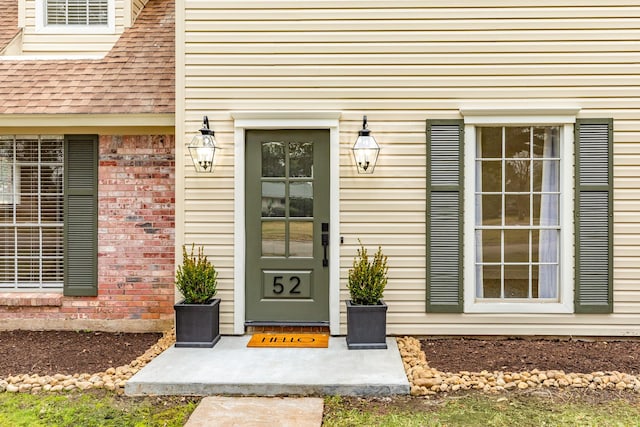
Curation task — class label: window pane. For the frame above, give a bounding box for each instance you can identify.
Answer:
[289,142,313,178]
[478,229,501,263]
[505,127,530,158]
[482,265,501,298]
[532,160,559,192]
[532,264,539,298]
[289,221,313,257]
[505,194,530,225]
[538,264,558,299]
[16,138,38,162]
[41,195,64,222]
[478,127,502,158]
[533,127,559,158]
[261,142,285,177]
[504,229,529,263]
[17,258,39,285]
[505,159,530,192]
[16,195,38,223]
[42,228,63,257]
[534,229,559,263]
[289,182,313,217]
[262,221,285,256]
[480,161,501,192]
[478,194,501,226]
[504,265,529,298]
[533,194,559,226]
[42,259,63,285]
[88,0,108,25]
[0,257,15,286]
[40,137,63,163]
[261,182,285,217]
[41,165,63,194]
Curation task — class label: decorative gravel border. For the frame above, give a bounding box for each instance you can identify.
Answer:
[5,333,638,396]
[398,337,640,396]
[0,330,176,394]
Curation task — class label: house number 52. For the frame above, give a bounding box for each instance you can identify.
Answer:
[272,276,301,295]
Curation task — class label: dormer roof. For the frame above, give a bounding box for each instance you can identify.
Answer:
[0,0,174,115]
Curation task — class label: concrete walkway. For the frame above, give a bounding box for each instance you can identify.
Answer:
[184,396,324,427]
[126,335,410,396]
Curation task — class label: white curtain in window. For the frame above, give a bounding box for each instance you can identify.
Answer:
[538,129,559,298]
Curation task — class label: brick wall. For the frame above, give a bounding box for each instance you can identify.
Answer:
[0,135,175,332]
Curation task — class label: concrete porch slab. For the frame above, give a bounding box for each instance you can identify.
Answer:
[125,336,410,396]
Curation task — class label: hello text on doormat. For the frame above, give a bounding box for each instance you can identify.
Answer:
[247,333,329,348]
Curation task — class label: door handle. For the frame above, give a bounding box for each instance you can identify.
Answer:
[321,223,329,267]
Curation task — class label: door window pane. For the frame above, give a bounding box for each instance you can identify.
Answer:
[262,221,285,256]
[289,221,313,257]
[289,182,313,217]
[261,141,285,177]
[261,182,285,217]
[289,142,313,177]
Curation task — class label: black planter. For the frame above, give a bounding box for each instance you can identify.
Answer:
[174,298,221,348]
[346,300,388,350]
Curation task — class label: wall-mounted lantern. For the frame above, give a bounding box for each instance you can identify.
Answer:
[351,115,379,174]
[188,116,217,173]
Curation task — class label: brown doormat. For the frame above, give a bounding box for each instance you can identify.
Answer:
[247,333,329,348]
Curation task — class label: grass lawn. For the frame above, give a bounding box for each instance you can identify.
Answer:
[0,390,199,427]
[323,392,640,427]
[1,390,639,426]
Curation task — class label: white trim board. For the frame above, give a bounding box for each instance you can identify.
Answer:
[232,112,342,335]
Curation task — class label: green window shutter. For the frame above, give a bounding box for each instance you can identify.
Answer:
[426,120,464,312]
[64,135,98,296]
[575,119,613,313]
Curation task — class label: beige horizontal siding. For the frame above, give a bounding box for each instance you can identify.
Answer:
[180,0,640,335]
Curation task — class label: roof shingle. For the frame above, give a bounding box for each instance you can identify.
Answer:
[0,0,174,115]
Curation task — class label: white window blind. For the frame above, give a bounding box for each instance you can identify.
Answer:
[46,0,108,26]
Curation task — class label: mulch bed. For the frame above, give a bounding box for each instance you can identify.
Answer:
[0,330,162,377]
[421,338,640,374]
[2,331,640,379]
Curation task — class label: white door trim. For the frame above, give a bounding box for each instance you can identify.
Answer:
[232,111,341,335]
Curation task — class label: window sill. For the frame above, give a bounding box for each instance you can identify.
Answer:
[0,293,63,307]
[464,301,573,314]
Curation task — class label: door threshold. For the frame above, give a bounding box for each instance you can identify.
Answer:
[245,321,329,334]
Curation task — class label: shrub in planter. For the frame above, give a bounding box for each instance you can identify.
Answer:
[174,244,221,348]
[346,241,389,350]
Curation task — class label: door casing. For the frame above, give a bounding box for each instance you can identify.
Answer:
[232,112,341,334]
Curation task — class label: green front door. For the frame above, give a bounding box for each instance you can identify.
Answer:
[245,129,330,323]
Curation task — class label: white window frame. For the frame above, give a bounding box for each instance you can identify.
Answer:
[35,0,115,34]
[462,113,576,314]
[0,135,64,290]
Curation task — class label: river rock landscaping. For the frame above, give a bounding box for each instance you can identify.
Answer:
[1,331,640,396]
[0,330,174,394]
[399,337,640,396]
